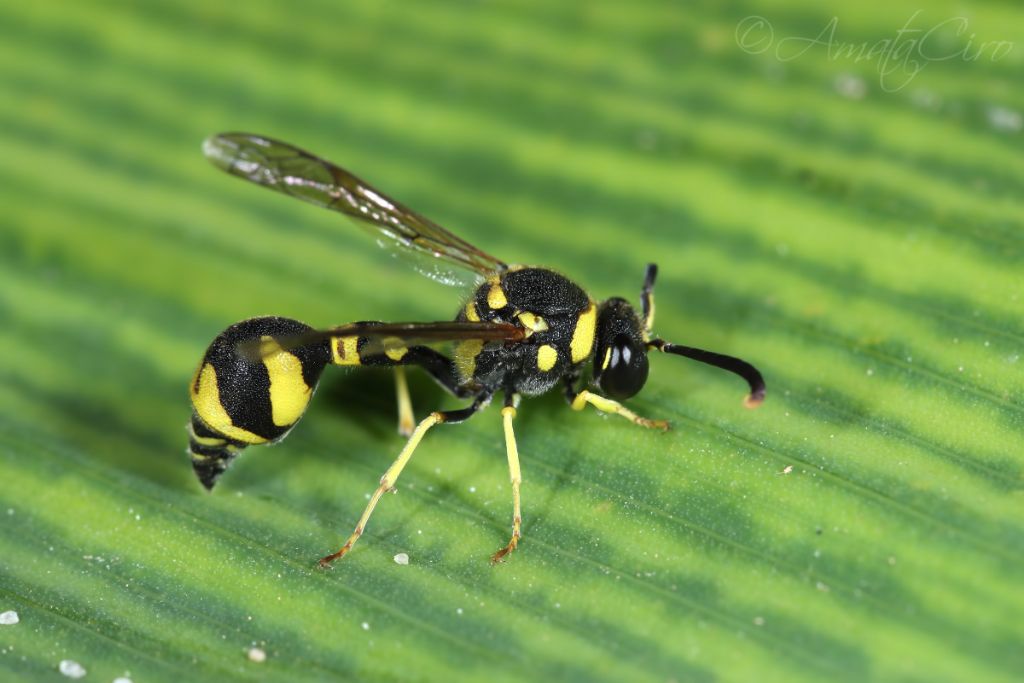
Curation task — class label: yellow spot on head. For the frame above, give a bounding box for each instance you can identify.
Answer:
[570,303,597,363]
[332,336,361,366]
[537,344,558,372]
[385,345,408,361]
[262,337,314,428]
[464,300,480,322]
[487,283,508,309]
[190,363,267,444]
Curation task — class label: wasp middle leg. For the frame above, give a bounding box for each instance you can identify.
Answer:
[491,392,523,564]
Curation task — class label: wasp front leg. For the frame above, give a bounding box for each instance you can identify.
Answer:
[562,377,669,431]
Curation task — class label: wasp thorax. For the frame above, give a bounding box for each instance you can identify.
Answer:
[593,297,649,399]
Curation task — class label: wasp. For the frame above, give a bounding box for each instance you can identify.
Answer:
[189,133,766,566]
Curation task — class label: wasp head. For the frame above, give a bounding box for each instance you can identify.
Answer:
[592,297,649,400]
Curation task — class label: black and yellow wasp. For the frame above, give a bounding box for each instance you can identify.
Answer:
[188,133,766,566]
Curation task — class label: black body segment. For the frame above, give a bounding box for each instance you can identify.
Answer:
[189,316,331,488]
[351,334,472,398]
[458,267,597,396]
[188,411,245,490]
[190,316,331,443]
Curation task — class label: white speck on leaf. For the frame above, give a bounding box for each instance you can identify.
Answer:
[113,677,133,683]
[361,622,370,631]
[987,105,1022,133]
[834,73,866,99]
[0,611,18,625]
[247,647,266,663]
[393,553,409,565]
[59,660,87,678]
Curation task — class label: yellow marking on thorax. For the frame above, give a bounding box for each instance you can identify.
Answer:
[454,339,484,381]
[537,344,558,372]
[464,300,481,322]
[601,346,612,370]
[517,311,548,337]
[331,336,361,365]
[570,302,597,363]
[487,282,508,309]
[190,363,268,444]
[261,337,314,428]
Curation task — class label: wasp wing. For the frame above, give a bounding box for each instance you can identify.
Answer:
[241,321,524,359]
[204,132,507,280]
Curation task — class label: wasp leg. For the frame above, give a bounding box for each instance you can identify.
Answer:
[394,367,415,437]
[491,393,523,564]
[564,379,669,431]
[318,395,491,567]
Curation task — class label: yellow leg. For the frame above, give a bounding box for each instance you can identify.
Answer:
[319,412,441,567]
[394,367,415,437]
[491,402,523,564]
[571,390,669,431]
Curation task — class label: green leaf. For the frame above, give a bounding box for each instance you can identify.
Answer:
[1,2,1021,681]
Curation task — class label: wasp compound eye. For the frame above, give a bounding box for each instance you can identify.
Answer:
[597,334,649,399]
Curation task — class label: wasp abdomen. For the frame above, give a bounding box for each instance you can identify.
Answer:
[188,316,331,489]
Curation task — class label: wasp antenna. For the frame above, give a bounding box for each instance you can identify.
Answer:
[640,263,658,335]
[648,338,766,408]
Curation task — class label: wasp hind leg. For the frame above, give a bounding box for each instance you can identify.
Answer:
[318,394,492,567]
[491,393,523,564]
